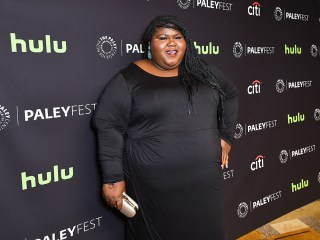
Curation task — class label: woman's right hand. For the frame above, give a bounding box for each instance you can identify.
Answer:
[102,180,126,210]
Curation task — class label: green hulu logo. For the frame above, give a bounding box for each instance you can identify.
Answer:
[288,112,305,124]
[284,44,302,55]
[21,165,73,190]
[194,42,219,55]
[291,179,309,192]
[10,33,67,53]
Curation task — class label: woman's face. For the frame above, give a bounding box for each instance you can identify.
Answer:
[150,27,187,71]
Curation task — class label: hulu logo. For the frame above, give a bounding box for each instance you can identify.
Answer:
[194,42,219,55]
[291,179,309,192]
[284,44,302,55]
[288,112,305,124]
[10,33,67,53]
[21,165,73,190]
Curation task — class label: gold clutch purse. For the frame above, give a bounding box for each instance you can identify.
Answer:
[120,192,139,218]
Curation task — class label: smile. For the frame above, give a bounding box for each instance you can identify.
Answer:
[166,50,178,56]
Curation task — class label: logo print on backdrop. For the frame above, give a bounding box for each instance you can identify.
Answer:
[291,179,309,193]
[234,123,243,139]
[194,42,219,55]
[10,33,67,53]
[279,150,289,163]
[247,80,262,94]
[237,202,249,218]
[276,79,285,93]
[314,109,320,121]
[251,155,265,171]
[284,44,302,55]
[311,45,319,57]
[274,7,309,22]
[21,165,74,190]
[177,0,191,9]
[274,7,283,21]
[248,2,261,16]
[96,36,117,59]
[318,172,320,183]
[288,112,305,125]
[223,169,235,180]
[233,42,243,58]
[0,105,10,131]
[237,191,282,219]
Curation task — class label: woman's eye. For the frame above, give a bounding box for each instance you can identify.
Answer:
[159,37,167,40]
[175,36,183,39]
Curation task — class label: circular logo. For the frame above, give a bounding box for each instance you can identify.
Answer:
[234,123,243,139]
[177,0,191,9]
[279,150,289,164]
[274,7,283,21]
[314,109,320,121]
[318,172,320,183]
[233,42,243,58]
[96,36,117,59]
[311,45,318,57]
[237,202,249,218]
[0,105,10,131]
[276,79,285,93]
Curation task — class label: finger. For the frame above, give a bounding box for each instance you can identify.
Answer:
[116,198,123,210]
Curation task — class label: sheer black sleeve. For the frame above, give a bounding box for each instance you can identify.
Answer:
[93,72,132,183]
[211,65,239,146]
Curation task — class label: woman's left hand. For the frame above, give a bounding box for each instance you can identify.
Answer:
[221,139,231,170]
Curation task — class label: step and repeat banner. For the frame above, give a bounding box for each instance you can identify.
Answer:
[0,0,319,239]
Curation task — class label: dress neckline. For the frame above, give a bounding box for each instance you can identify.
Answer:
[131,63,178,79]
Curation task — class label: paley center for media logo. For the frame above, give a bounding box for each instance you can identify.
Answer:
[25,216,103,240]
[275,79,312,93]
[234,119,277,139]
[314,109,320,121]
[10,33,67,54]
[233,42,275,58]
[248,2,261,17]
[178,0,233,11]
[311,44,320,57]
[279,144,316,164]
[237,190,282,218]
[0,105,10,131]
[247,80,262,95]
[274,7,309,22]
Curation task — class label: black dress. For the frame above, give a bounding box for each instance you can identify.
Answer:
[93,63,238,240]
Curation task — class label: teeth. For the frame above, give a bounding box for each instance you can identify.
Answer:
[167,50,177,56]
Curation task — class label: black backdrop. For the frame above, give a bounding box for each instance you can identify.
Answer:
[0,1,320,239]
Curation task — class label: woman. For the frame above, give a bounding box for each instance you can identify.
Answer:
[93,15,238,240]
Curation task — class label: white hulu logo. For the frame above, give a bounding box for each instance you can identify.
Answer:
[10,33,67,53]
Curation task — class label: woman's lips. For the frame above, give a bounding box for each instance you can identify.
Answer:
[166,50,178,56]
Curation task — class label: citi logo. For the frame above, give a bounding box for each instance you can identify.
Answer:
[248,2,261,16]
[251,155,265,171]
[291,179,309,192]
[10,33,67,53]
[194,42,219,55]
[288,112,305,124]
[285,44,302,55]
[247,80,261,94]
[21,165,73,190]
